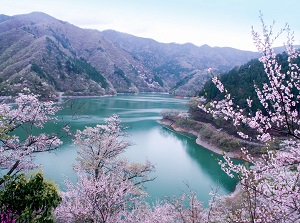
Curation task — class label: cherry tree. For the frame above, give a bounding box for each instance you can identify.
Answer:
[199,15,300,222]
[54,170,141,223]
[55,114,155,222]
[55,15,300,222]
[95,187,214,223]
[0,93,62,184]
[73,114,154,183]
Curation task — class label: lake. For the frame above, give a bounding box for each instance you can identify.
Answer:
[35,93,237,205]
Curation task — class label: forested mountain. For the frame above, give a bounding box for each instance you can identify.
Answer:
[0,12,165,98]
[0,12,263,98]
[102,30,260,96]
[198,51,300,112]
[184,51,300,139]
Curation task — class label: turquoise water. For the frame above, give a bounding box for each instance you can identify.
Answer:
[35,93,237,205]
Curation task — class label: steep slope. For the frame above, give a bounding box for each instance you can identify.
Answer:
[170,70,210,97]
[0,12,272,98]
[198,51,300,111]
[0,12,165,98]
[102,30,260,95]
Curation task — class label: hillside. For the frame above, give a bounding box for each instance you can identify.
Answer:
[0,12,165,98]
[188,52,300,140]
[0,12,264,98]
[198,52,300,111]
[102,30,260,96]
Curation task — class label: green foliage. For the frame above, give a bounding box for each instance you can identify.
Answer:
[199,58,266,111]
[176,118,197,128]
[30,63,59,91]
[48,29,76,55]
[65,57,108,88]
[65,60,78,74]
[0,172,61,222]
[45,37,55,54]
[197,124,243,152]
[153,74,164,87]
[171,72,196,91]
[0,73,56,100]
[50,30,71,51]
[97,47,104,52]
[114,65,131,84]
[31,63,46,79]
[162,113,248,152]
[162,108,265,153]
[198,52,300,112]
[56,60,63,71]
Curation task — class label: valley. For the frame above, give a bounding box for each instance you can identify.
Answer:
[0,12,260,99]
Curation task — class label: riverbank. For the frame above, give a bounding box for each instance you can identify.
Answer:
[157,118,263,161]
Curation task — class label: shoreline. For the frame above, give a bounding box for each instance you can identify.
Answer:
[158,118,247,208]
[157,119,243,160]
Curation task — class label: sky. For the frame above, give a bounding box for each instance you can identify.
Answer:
[1,0,300,51]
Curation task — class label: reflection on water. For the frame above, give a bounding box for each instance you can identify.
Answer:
[35,93,238,206]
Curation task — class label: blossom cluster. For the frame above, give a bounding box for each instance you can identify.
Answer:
[0,94,62,180]
[199,14,300,222]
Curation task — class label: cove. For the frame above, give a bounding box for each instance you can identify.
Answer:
[35,93,238,205]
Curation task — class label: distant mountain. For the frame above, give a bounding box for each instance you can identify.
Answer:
[102,30,261,95]
[0,12,166,98]
[273,45,300,54]
[0,12,265,98]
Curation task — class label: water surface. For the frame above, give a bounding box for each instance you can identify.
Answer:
[36,94,237,205]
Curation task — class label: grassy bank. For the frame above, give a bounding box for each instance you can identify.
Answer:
[159,111,265,160]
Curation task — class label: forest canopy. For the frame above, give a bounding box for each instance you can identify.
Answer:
[198,52,300,112]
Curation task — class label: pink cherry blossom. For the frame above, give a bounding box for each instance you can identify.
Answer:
[0,93,62,183]
[199,14,300,222]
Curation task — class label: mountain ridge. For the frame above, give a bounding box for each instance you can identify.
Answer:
[0,12,263,98]
[102,29,260,96]
[0,12,167,98]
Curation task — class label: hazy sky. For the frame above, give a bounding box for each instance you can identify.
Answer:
[1,0,300,51]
